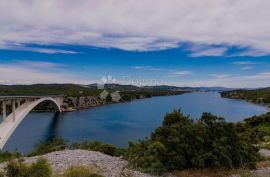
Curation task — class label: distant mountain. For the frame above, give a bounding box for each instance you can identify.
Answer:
[88,83,141,91]
[0,83,234,97]
[88,83,233,92]
[194,87,234,92]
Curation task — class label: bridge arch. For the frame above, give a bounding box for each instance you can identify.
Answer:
[0,97,63,149]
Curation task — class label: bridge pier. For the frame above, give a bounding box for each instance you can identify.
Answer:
[12,100,16,122]
[2,100,6,121]
[17,100,20,107]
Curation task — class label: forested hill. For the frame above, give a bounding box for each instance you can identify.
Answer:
[221,87,270,104]
[0,84,101,97]
[0,84,192,97]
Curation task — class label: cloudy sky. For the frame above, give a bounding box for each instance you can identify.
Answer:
[0,0,270,88]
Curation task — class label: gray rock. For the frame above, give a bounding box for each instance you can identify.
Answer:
[260,149,270,158]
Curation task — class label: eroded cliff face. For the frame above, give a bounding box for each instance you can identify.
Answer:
[61,96,103,112]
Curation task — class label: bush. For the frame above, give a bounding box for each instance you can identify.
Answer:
[5,158,52,177]
[127,110,258,173]
[30,158,52,177]
[6,159,29,177]
[0,171,5,177]
[28,138,67,156]
[127,140,165,173]
[70,141,126,156]
[0,151,22,163]
[60,166,103,177]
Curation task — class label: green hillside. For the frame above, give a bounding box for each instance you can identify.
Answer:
[0,84,101,97]
[221,87,270,104]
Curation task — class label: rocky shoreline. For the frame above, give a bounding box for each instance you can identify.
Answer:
[61,92,190,112]
[61,96,103,112]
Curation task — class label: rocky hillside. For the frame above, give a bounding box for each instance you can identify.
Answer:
[61,96,103,111]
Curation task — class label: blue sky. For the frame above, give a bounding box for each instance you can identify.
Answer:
[0,1,270,88]
[1,44,269,88]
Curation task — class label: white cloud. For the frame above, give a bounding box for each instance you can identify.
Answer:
[209,74,230,79]
[189,46,227,57]
[0,61,91,85]
[132,66,163,71]
[0,43,78,54]
[0,0,270,55]
[240,66,253,70]
[171,70,193,76]
[229,50,270,57]
[233,61,259,65]
[169,72,270,88]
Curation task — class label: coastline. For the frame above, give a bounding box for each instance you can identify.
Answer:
[220,94,270,113]
[33,91,192,113]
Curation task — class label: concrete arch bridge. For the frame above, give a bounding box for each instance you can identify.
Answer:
[0,96,64,149]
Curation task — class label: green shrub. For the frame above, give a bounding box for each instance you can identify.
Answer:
[29,138,67,156]
[60,166,103,177]
[127,110,258,173]
[127,140,165,173]
[70,141,126,157]
[6,158,52,177]
[6,159,30,177]
[0,171,5,177]
[0,150,22,163]
[30,158,52,177]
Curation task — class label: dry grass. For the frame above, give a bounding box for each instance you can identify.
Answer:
[256,160,270,169]
[172,168,260,177]
[57,165,104,177]
[172,158,270,177]
[173,168,233,177]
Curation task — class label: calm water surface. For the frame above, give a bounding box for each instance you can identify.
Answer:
[3,92,268,153]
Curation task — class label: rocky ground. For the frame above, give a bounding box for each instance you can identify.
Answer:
[0,149,157,177]
[62,96,103,111]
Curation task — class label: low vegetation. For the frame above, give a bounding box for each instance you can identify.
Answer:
[5,158,52,177]
[119,90,189,102]
[27,138,125,157]
[0,158,104,177]
[60,166,103,177]
[173,168,257,177]
[0,151,22,163]
[70,141,126,156]
[237,112,270,149]
[126,110,258,174]
[28,138,67,156]
[221,88,270,104]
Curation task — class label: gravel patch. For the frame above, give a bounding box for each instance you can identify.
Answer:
[0,149,157,177]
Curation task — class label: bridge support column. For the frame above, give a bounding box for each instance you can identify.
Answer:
[12,100,15,122]
[17,100,20,107]
[2,100,6,121]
